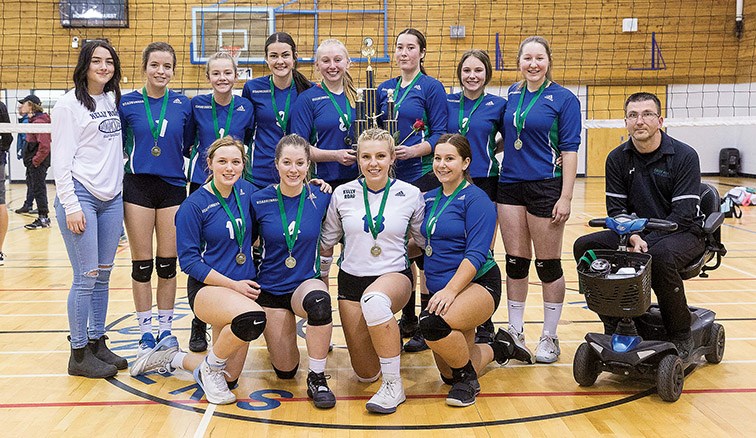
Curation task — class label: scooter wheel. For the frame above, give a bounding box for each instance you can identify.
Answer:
[657,354,684,402]
[705,323,725,364]
[573,342,601,387]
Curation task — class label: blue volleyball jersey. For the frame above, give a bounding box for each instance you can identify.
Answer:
[446,92,506,178]
[499,81,581,183]
[242,76,308,188]
[175,179,258,283]
[421,184,497,294]
[377,74,448,182]
[120,89,193,187]
[186,94,255,185]
[250,184,331,294]
[290,85,358,182]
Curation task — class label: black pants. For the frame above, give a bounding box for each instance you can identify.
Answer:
[27,164,49,216]
[22,165,34,208]
[573,230,705,339]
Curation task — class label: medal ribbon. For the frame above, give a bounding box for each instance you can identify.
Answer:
[276,185,307,255]
[210,180,246,254]
[142,87,169,146]
[458,93,486,136]
[393,72,423,114]
[270,76,294,133]
[211,95,235,139]
[514,80,548,140]
[321,82,352,130]
[425,180,467,243]
[362,178,393,241]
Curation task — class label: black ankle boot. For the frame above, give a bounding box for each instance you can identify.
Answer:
[89,336,128,370]
[69,344,118,378]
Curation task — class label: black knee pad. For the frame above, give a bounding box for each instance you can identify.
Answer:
[418,310,452,341]
[411,255,425,270]
[505,254,530,279]
[155,257,177,279]
[273,363,299,379]
[131,259,154,283]
[535,258,563,283]
[230,311,267,342]
[302,290,332,326]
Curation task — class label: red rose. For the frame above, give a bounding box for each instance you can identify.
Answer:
[396,119,427,146]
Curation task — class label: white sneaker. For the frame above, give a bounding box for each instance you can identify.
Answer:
[129,335,179,376]
[507,326,534,364]
[365,373,405,414]
[136,332,156,358]
[194,359,236,405]
[535,335,561,363]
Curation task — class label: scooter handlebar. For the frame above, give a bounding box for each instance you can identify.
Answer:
[646,218,678,232]
[587,215,678,232]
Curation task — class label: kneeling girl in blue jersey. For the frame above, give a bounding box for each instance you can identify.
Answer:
[130,137,266,406]
[321,128,425,414]
[249,134,336,409]
[420,134,516,407]
[185,51,255,353]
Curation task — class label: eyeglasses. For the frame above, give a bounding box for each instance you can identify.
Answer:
[625,112,659,121]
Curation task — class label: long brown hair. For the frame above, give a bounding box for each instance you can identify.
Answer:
[396,28,427,75]
[457,49,492,88]
[73,40,122,111]
[264,32,312,94]
[436,133,473,182]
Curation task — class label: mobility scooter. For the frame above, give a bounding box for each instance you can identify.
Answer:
[573,183,727,402]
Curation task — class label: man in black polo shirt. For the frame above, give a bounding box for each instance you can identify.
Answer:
[573,92,705,358]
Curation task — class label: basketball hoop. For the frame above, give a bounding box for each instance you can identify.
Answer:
[220,45,243,65]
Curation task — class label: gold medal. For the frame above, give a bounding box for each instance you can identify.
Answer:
[514,138,523,150]
[425,245,433,257]
[151,144,162,156]
[236,253,246,265]
[285,256,297,269]
[344,136,353,146]
[370,244,382,257]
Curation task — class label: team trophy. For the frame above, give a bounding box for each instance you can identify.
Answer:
[354,37,398,141]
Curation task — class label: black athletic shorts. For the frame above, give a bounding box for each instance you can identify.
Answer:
[188,182,202,195]
[256,289,295,312]
[123,173,187,209]
[496,177,562,218]
[472,176,498,203]
[410,171,441,193]
[337,267,413,302]
[471,264,502,310]
[186,276,206,313]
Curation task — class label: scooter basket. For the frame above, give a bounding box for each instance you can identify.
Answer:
[577,250,652,317]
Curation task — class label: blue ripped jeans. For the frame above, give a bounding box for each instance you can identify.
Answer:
[55,180,123,348]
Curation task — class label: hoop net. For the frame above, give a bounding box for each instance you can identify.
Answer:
[220,46,243,65]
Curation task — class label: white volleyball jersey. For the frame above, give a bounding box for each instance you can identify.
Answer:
[322,178,425,277]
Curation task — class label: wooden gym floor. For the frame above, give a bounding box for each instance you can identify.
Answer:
[0,177,754,437]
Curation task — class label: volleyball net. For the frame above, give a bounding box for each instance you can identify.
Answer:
[1,0,755,172]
